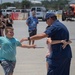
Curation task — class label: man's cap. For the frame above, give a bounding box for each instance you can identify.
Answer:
[45,12,56,20]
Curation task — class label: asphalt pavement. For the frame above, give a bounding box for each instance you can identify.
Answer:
[0,19,75,75]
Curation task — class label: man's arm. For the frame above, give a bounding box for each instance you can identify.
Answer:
[20,33,48,42]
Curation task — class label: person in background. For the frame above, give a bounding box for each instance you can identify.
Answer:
[0,15,6,36]
[21,12,72,75]
[28,8,35,17]
[0,17,6,36]
[1,15,6,25]
[0,27,36,75]
[0,8,2,17]
[6,14,13,27]
[26,8,39,45]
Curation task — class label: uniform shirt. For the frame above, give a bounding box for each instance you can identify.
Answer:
[44,20,72,59]
[26,16,38,31]
[0,37,21,61]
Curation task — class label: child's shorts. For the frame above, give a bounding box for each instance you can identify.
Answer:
[1,60,16,75]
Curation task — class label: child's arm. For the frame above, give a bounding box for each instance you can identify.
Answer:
[20,38,36,48]
[61,40,72,44]
[20,44,36,48]
[47,38,72,45]
[47,38,62,44]
[47,38,72,49]
[61,40,72,49]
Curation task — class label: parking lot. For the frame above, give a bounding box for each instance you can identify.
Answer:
[0,19,75,75]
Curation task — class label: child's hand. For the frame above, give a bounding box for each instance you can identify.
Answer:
[46,52,50,58]
[46,38,52,44]
[32,44,36,48]
[61,40,72,49]
[61,40,68,49]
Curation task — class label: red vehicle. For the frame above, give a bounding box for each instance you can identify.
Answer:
[62,4,75,21]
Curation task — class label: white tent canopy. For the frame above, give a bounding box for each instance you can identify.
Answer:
[30,1,42,4]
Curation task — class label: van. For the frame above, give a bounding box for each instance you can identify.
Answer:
[7,7,16,10]
[1,9,6,16]
[6,9,13,14]
[1,9,13,16]
[31,6,47,21]
[14,9,27,13]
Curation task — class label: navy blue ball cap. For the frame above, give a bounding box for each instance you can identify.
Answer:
[45,12,56,20]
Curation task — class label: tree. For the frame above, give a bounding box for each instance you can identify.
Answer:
[1,2,14,9]
[41,0,50,9]
[13,1,21,9]
[42,0,70,10]
[21,0,31,9]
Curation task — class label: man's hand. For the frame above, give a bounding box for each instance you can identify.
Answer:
[31,44,36,48]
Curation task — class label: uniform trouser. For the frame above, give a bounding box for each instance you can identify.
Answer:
[29,29,37,37]
[47,58,71,75]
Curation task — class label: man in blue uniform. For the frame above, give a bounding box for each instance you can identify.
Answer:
[26,8,39,45]
[21,12,72,75]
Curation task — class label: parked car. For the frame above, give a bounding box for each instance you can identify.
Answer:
[55,10,62,15]
[1,9,13,16]
[62,4,75,21]
[46,10,56,14]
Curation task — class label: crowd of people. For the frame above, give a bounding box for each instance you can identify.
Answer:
[0,13,13,36]
[0,8,72,75]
